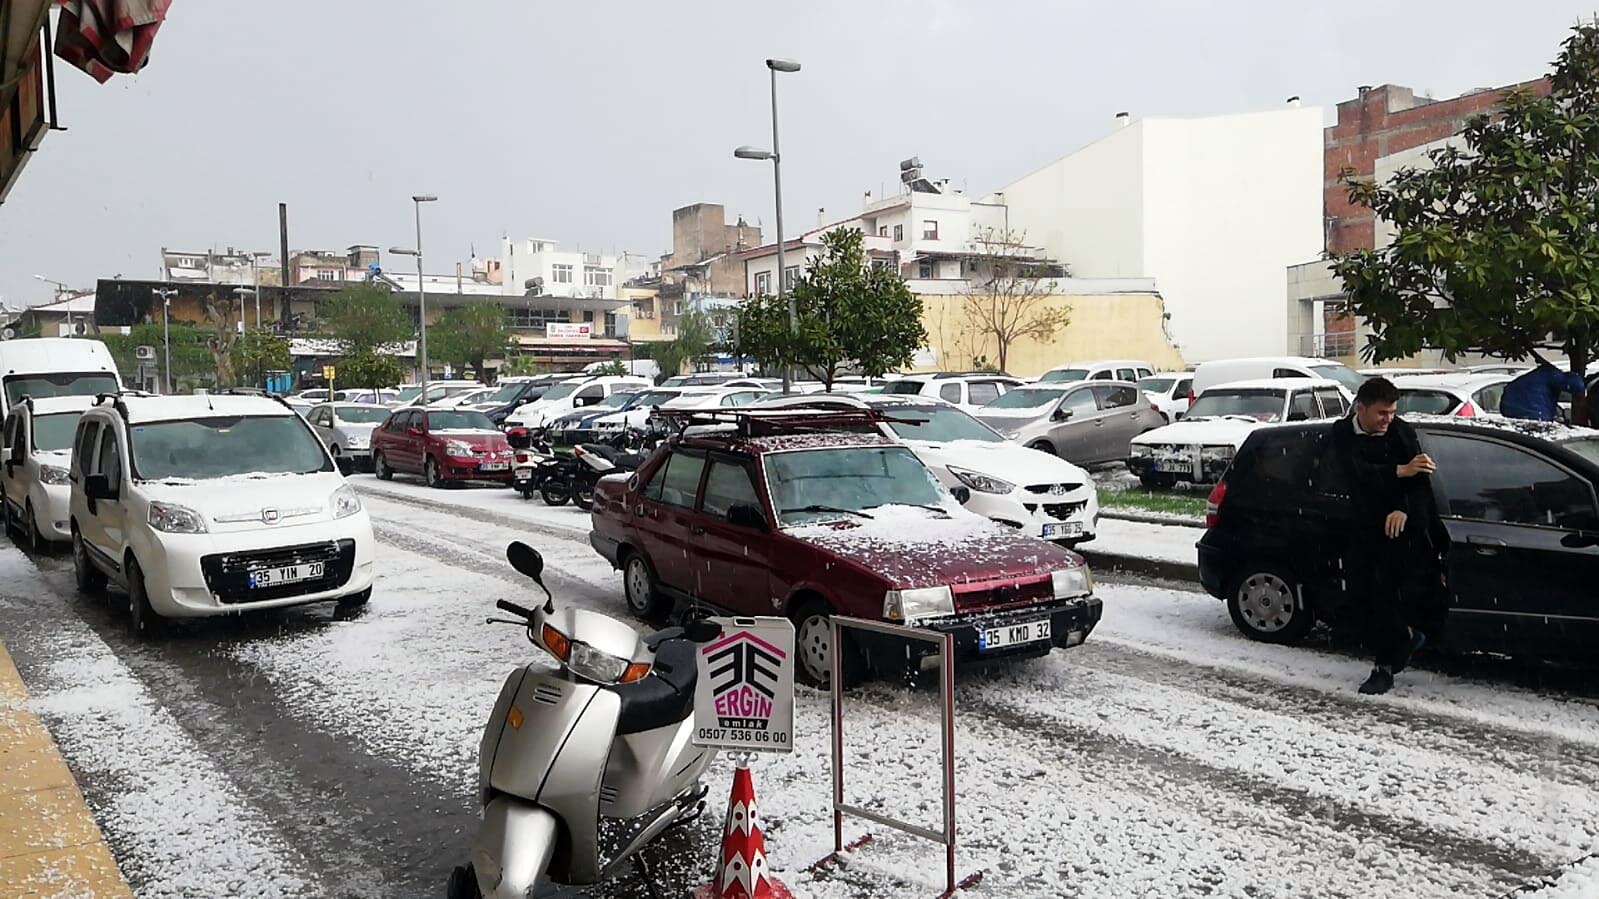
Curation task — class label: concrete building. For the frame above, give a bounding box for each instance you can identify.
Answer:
[499,238,631,301]
[658,203,761,334]
[992,105,1325,362]
[288,246,381,285]
[160,247,275,286]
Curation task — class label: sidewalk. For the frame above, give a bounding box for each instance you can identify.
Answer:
[0,643,132,898]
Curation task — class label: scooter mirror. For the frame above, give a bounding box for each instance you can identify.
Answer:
[506,542,546,584]
[684,618,724,643]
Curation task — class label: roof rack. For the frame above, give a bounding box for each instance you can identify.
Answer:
[655,407,891,439]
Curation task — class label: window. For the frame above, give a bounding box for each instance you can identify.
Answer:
[310,407,329,427]
[1474,383,1506,414]
[575,385,604,405]
[657,451,706,508]
[1398,390,1457,416]
[893,224,904,242]
[1186,389,1288,422]
[764,446,943,525]
[551,264,574,284]
[984,388,1066,410]
[754,271,772,295]
[1175,378,1193,397]
[1243,428,1328,493]
[1093,385,1139,409]
[1116,368,1138,382]
[73,421,99,477]
[701,459,761,519]
[881,379,925,395]
[883,405,1004,443]
[505,307,564,329]
[918,263,933,279]
[1090,370,1112,381]
[922,220,939,240]
[1060,388,1099,415]
[1286,391,1319,421]
[939,383,963,403]
[1314,388,1349,417]
[3,373,119,407]
[871,259,893,272]
[1272,368,1310,379]
[1428,434,1599,530]
[782,266,800,290]
[583,266,613,287]
[967,381,1002,407]
[1138,377,1175,394]
[96,427,120,484]
[878,226,888,237]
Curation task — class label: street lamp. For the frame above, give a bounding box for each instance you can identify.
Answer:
[390,193,437,397]
[734,57,800,391]
[248,251,271,328]
[34,274,72,333]
[153,288,178,394]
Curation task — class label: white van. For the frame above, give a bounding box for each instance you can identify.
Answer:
[1037,359,1156,385]
[0,338,123,422]
[1189,356,1363,402]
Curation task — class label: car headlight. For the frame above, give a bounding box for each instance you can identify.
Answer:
[1052,567,1093,599]
[148,501,207,534]
[947,465,1016,495]
[39,463,70,486]
[1200,445,1235,461]
[331,484,362,519]
[1128,444,1153,457]
[883,585,955,623]
[446,439,475,458]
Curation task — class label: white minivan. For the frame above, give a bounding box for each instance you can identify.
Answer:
[0,337,122,422]
[2,395,96,546]
[1188,356,1364,401]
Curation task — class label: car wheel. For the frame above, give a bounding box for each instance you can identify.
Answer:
[126,556,164,639]
[71,526,106,595]
[1227,568,1313,644]
[1027,440,1057,457]
[622,552,667,619]
[25,500,45,552]
[540,483,570,506]
[2,498,15,539]
[425,456,447,489]
[1139,473,1178,489]
[374,451,394,481]
[791,598,864,689]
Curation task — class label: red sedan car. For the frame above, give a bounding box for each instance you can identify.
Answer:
[371,408,515,488]
[589,409,1102,686]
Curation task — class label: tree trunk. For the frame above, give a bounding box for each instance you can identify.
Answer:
[1574,333,1591,427]
[996,338,1008,374]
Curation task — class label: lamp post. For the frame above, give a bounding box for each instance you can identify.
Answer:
[734,57,800,391]
[34,274,72,334]
[153,288,178,393]
[390,194,438,397]
[249,251,271,328]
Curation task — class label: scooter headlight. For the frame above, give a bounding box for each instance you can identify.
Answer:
[566,641,650,685]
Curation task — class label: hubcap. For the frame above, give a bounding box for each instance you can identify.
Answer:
[626,560,650,610]
[1238,573,1295,633]
[797,614,832,683]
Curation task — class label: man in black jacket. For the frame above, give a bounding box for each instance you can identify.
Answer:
[1328,377,1447,695]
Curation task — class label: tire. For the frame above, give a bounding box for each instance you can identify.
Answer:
[72,526,106,595]
[540,483,570,506]
[374,451,394,481]
[126,556,164,639]
[1227,568,1313,644]
[622,552,667,619]
[1139,473,1178,489]
[791,598,865,689]
[425,456,447,489]
[1027,440,1057,457]
[25,499,45,552]
[335,587,372,614]
[447,864,482,899]
[2,498,15,539]
[572,485,594,512]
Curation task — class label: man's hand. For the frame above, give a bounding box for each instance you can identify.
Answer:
[1384,510,1408,539]
[1397,453,1436,478]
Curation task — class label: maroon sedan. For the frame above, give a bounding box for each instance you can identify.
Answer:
[371,408,516,488]
[589,409,1102,686]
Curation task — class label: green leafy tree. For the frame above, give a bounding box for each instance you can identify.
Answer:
[648,311,715,378]
[430,303,513,383]
[101,324,214,389]
[736,228,925,391]
[337,351,406,390]
[1331,22,1599,424]
[317,284,413,355]
[590,360,627,376]
[502,354,543,376]
[231,329,291,388]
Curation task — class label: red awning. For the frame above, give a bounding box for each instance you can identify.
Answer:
[53,0,171,84]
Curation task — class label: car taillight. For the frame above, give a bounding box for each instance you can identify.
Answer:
[1204,480,1228,528]
[1150,403,1162,414]
[1454,401,1476,418]
[1187,389,1196,403]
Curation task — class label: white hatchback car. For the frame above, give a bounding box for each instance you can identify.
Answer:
[2,395,96,548]
[69,394,376,635]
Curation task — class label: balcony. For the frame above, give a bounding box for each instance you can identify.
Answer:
[1296,331,1357,359]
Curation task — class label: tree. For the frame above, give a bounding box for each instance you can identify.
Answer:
[101,323,214,389]
[648,311,715,379]
[502,354,542,376]
[231,329,291,388]
[317,284,413,356]
[200,288,241,387]
[1330,22,1599,424]
[961,228,1070,373]
[429,303,513,383]
[337,351,406,390]
[590,360,627,376]
[736,228,926,390]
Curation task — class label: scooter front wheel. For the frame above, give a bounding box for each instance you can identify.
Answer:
[447,864,481,899]
[540,484,570,506]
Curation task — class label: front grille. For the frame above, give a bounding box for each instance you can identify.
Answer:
[1024,482,1084,495]
[953,577,1054,611]
[200,539,356,604]
[1022,500,1088,519]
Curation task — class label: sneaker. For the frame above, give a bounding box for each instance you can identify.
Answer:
[1393,630,1427,674]
[1358,668,1394,695]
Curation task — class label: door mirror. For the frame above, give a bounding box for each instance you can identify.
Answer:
[1052,407,1073,422]
[407,426,423,437]
[951,485,972,505]
[506,541,545,583]
[727,503,768,531]
[84,473,117,501]
[683,617,724,643]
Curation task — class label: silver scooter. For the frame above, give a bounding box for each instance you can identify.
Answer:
[448,542,720,898]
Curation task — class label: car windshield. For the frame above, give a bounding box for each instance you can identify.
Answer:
[1038,368,1088,383]
[393,386,422,403]
[426,411,496,431]
[130,415,331,480]
[882,405,1004,443]
[626,390,680,408]
[595,392,634,410]
[983,387,1066,410]
[1138,377,1175,393]
[3,373,119,406]
[481,383,527,404]
[33,412,83,451]
[764,446,945,525]
[1561,438,1599,467]
[1186,389,1286,421]
[879,380,926,395]
[539,383,581,401]
[1309,364,1364,392]
[335,406,390,424]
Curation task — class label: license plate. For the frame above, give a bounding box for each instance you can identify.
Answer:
[249,562,324,589]
[1042,522,1083,539]
[1155,459,1190,474]
[480,462,509,472]
[979,618,1052,651]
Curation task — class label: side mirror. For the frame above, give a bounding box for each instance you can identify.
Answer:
[951,485,972,505]
[84,473,116,501]
[505,541,550,602]
[684,617,724,643]
[407,426,423,437]
[1052,407,1073,422]
[727,503,768,531]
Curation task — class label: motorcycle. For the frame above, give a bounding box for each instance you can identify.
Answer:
[545,429,657,512]
[448,542,720,899]
[506,430,564,503]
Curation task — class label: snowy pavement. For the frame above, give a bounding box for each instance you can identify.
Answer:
[0,472,1593,897]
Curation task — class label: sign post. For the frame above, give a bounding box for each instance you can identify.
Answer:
[322,364,336,396]
[691,617,795,899]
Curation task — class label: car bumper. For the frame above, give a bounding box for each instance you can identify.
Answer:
[855,596,1104,665]
[1196,540,1229,600]
[133,512,377,617]
[1128,452,1231,483]
[590,531,622,567]
[441,458,515,481]
[36,484,72,541]
[966,489,1099,542]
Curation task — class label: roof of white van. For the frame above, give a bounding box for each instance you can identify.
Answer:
[1200,377,1343,393]
[1046,359,1153,371]
[0,338,118,375]
[111,394,298,425]
[1197,356,1342,368]
[22,395,98,414]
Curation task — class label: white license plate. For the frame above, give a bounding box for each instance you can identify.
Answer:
[1155,459,1190,474]
[480,462,509,472]
[979,618,1052,651]
[1042,522,1083,539]
[249,562,324,589]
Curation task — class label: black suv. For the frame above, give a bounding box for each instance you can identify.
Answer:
[1197,417,1599,662]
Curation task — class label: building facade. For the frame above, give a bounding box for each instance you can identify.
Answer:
[658,203,761,334]
[160,247,275,286]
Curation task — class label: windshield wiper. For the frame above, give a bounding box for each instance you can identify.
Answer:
[780,504,874,519]
[885,502,951,518]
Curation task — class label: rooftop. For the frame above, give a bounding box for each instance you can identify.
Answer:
[112,393,298,424]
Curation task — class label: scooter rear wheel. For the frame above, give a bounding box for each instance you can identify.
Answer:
[572,485,595,511]
[540,484,570,506]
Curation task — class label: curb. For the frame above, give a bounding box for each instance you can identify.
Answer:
[1097,509,1204,529]
[1079,549,1201,585]
[0,643,132,898]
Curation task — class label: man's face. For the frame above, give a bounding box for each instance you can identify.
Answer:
[1356,399,1397,434]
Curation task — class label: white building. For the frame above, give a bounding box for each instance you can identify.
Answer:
[500,238,644,301]
[992,106,1324,362]
[160,247,268,285]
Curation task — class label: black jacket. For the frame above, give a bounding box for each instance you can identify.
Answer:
[1325,415,1445,552]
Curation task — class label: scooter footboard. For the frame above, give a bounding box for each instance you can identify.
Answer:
[472,797,559,899]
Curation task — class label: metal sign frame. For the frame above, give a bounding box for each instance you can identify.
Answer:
[826,616,979,896]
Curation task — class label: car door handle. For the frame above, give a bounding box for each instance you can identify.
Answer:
[690,523,706,535]
[1467,535,1506,555]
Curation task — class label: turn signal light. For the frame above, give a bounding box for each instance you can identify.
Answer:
[541,624,571,660]
[619,662,652,684]
[506,706,524,730]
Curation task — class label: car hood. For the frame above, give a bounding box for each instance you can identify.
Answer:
[136,470,350,532]
[974,408,1048,431]
[431,430,512,450]
[904,438,1089,487]
[1131,418,1264,447]
[783,505,1078,590]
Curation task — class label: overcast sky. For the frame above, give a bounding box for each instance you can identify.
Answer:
[0,0,1589,307]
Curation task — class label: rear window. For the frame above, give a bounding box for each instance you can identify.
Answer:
[1560,438,1599,467]
[881,379,926,395]
[1137,377,1175,393]
[1186,389,1286,422]
[1398,390,1459,416]
[984,388,1065,410]
[1038,368,1088,383]
[1309,364,1365,392]
[3,372,119,407]
[1232,427,1330,494]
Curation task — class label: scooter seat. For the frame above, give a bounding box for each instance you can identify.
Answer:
[610,638,698,736]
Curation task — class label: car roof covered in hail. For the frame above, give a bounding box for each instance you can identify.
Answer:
[1198,377,1343,394]
[675,424,897,456]
[1393,373,1511,393]
[1404,413,1599,443]
[112,395,301,425]
[22,395,98,415]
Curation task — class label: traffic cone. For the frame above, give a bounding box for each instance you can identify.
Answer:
[692,766,792,899]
